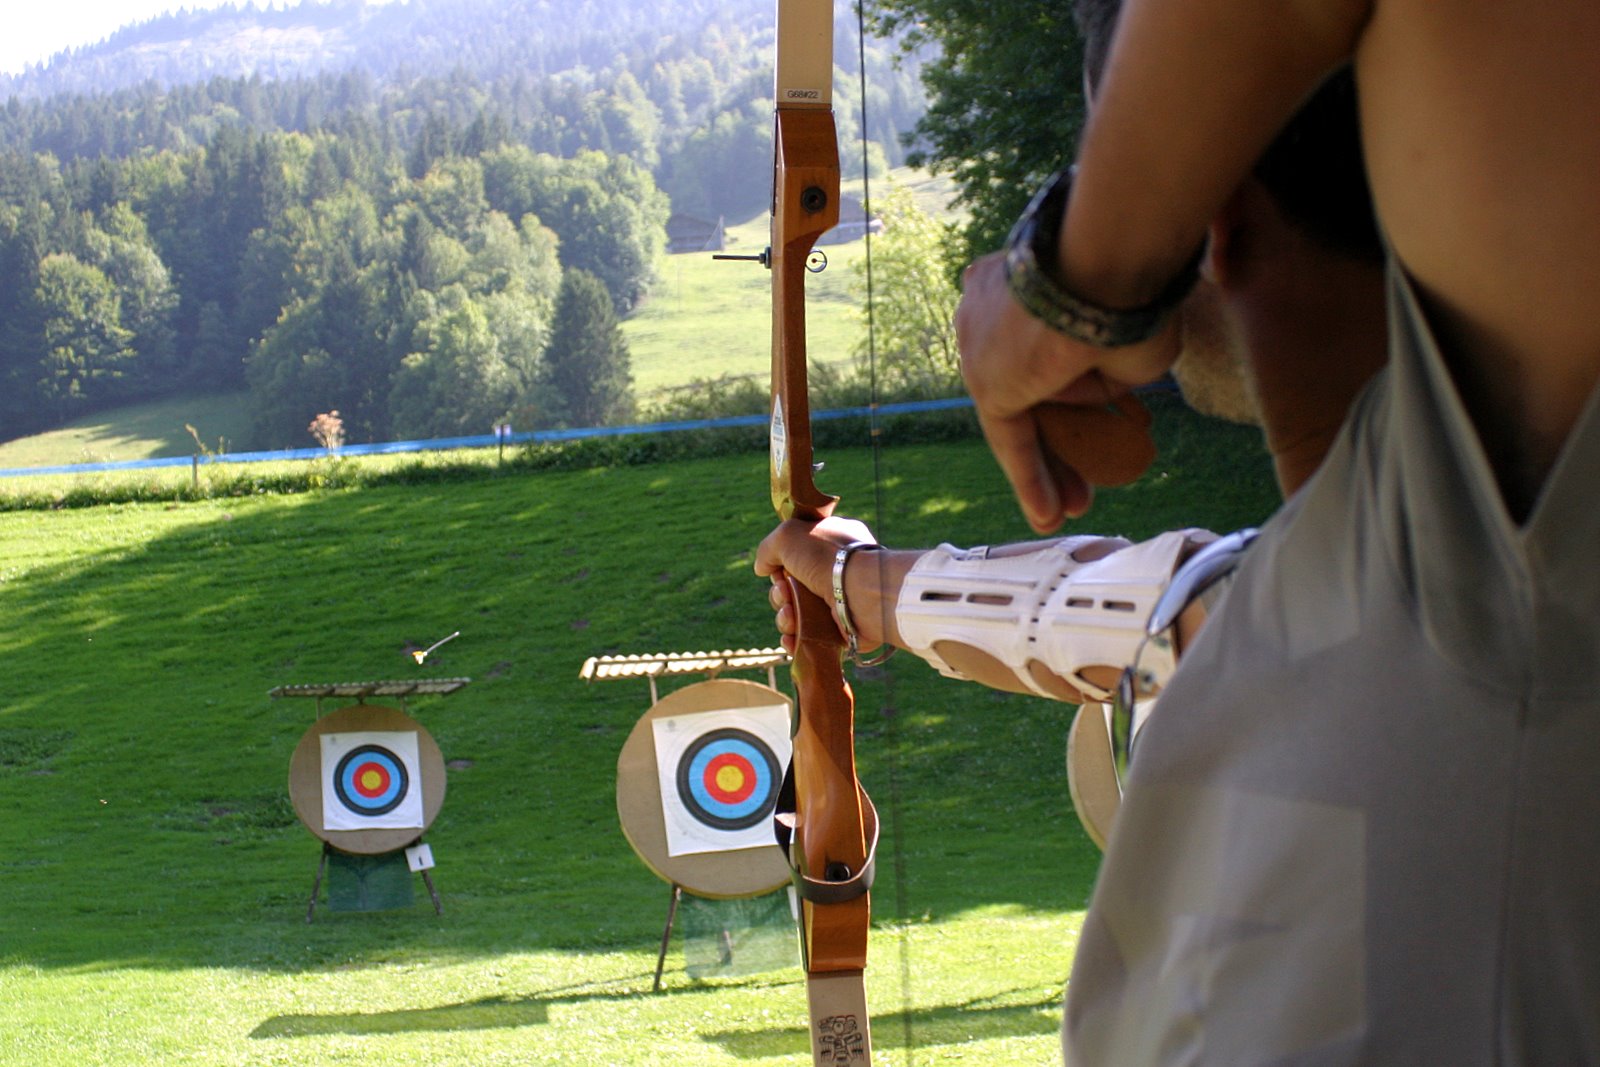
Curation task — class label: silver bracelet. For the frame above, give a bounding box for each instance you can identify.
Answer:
[831,541,896,668]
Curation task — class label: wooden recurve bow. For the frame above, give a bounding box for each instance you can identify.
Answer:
[766,1,878,1062]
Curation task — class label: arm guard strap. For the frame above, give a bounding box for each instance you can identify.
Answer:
[895,530,1206,701]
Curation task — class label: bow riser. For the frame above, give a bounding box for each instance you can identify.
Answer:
[768,3,876,1062]
[771,94,871,978]
[771,107,842,522]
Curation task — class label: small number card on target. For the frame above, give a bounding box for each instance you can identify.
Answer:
[320,730,425,831]
[651,704,790,857]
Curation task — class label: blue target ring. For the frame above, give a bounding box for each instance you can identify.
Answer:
[332,744,410,817]
[675,727,780,831]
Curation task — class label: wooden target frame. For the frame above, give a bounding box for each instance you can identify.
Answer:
[616,678,791,899]
[289,704,447,856]
[1066,700,1121,851]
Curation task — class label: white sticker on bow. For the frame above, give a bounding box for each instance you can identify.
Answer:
[770,396,787,481]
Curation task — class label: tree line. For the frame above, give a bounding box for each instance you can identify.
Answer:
[0,123,656,447]
[864,0,1086,260]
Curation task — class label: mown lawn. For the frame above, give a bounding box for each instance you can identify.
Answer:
[623,210,866,406]
[0,405,1276,1065]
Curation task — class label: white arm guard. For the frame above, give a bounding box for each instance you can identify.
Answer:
[895,530,1207,701]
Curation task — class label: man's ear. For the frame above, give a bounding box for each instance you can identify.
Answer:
[1202,177,1274,290]
[1201,218,1231,286]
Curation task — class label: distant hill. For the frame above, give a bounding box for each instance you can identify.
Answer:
[0,0,926,202]
[1,0,755,100]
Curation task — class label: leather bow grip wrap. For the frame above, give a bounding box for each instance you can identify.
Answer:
[785,577,871,971]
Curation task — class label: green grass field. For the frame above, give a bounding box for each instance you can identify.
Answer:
[0,403,1278,1065]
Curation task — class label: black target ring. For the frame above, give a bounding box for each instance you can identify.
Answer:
[674,727,782,832]
[332,743,410,817]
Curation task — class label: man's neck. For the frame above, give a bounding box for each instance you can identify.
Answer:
[1234,246,1389,497]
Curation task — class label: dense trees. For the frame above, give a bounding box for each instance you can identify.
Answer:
[0,5,926,221]
[0,172,177,434]
[479,147,665,314]
[33,252,136,421]
[863,0,1084,260]
[0,125,660,447]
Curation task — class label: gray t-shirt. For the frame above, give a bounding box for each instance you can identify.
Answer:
[1063,259,1600,1064]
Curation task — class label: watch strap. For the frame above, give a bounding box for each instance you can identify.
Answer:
[1003,167,1202,347]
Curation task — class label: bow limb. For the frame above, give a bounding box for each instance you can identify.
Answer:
[769,1,876,1062]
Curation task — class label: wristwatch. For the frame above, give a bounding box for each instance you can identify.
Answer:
[1003,167,1202,347]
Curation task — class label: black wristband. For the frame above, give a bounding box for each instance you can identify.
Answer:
[1003,167,1202,347]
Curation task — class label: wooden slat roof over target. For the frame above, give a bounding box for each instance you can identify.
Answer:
[578,649,789,683]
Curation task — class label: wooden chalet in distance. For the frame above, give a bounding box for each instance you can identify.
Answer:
[666,213,727,254]
[667,194,883,256]
[817,192,884,245]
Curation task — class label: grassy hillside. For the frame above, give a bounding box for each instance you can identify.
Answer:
[623,209,810,401]
[0,393,253,471]
[625,169,959,406]
[0,405,1278,1065]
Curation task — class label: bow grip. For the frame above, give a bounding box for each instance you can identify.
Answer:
[784,573,871,972]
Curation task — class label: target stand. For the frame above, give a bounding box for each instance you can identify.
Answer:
[274,679,467,921]
[583,648,795,991]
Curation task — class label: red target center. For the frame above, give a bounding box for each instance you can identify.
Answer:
[353,762,392,798]
[703,753,756,804]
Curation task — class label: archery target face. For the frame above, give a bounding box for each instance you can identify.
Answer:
[320,730,425,831]
[652,704,790,857]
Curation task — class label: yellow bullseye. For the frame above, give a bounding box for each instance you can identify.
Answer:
[715,765,747,793]
[360,768,384,792]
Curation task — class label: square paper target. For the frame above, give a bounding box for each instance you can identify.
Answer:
[320,730,425,831]
[652,704,791,857]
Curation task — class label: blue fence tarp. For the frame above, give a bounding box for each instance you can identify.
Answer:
[0,397,976,480]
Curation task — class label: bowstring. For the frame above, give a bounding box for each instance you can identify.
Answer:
[853,2,915,1061]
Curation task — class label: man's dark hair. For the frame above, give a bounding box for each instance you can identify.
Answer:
[1073,0,1381,262]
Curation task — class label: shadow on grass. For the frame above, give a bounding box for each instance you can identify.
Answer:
[250,994,551,1038]
[250,971,666,1038]
[248,971,1060,1053]
[703,986,1062,1058]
